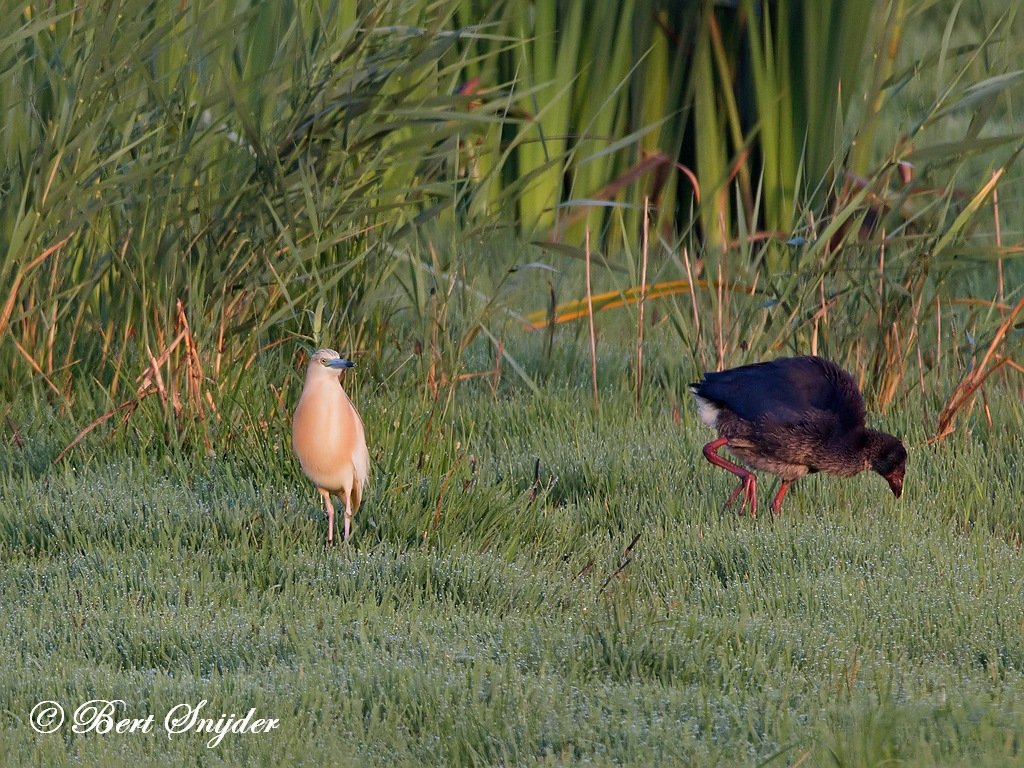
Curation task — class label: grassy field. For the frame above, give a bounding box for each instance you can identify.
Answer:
[3,0,1024,765]
[2,343,1024,766]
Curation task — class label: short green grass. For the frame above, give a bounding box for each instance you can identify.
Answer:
[2,356,1023,767]
[3,0,1023,764]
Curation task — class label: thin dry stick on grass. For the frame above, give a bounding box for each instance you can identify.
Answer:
[599,532,642,595]
[931,293,1024,444]
[527,457,542,502]
[586,227,599,414]
[4,409,25,449]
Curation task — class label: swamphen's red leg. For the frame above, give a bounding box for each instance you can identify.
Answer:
[770,481,790,518]
[702,437,758,517]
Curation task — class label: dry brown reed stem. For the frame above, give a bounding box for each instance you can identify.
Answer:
[216,282,230,381]
[547,152,698,238]
[931,293,1024,444]
[981,386,993,430]
[993,172,1004,311]
[493,333,503,395]
[681,246,704,371]
[176,299,216,416]
[431,449,466,534]
[0,234,73,340]
[878,234,885,329]
[178,304,197,400]
[636,198,649,407]
[145,344,170,407]
[913,290,927,426]
[9,335,64,399]
[176,299,215,454]
[54,400,138,464]
[546,281,556,359]
[716,214,726,370]
[45,251,61,375]
[455,331,504,395]
[244,337,291,371]
[57,298,217,463]
[585,227,599,414]
[524,278,758,328]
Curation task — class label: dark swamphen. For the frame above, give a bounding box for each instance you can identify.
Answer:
[690,355,907,517]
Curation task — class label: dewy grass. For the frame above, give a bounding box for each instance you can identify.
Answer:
[2,1,1023,764]
[2,367,1024,766]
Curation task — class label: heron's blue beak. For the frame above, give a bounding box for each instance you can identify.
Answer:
[326,357,355,369]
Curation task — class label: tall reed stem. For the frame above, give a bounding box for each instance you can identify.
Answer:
[636,199,649,408]
[586,227,599,414]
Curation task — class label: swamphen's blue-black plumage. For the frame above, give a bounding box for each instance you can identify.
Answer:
[690,356,906,517]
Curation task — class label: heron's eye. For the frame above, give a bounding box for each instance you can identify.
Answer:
[320,359,329,366]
